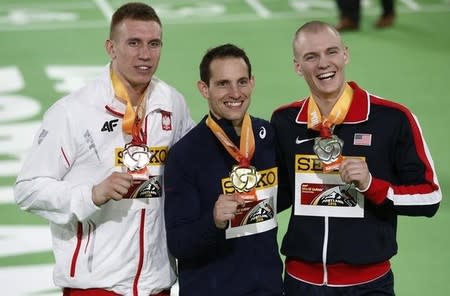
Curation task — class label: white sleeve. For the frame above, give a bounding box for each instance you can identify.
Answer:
[14,101,99,224]
[173,91,195,143]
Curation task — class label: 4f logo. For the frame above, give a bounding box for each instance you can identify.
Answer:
[101,119,119,132]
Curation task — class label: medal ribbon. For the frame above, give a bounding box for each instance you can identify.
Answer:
[110,68,147,144]
[206,113,255,167]
[307,83,353,136]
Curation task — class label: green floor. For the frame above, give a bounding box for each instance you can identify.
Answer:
[0,0,449,295]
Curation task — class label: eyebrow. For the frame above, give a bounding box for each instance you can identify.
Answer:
[327,46,340,51]
[126,37,161,42]
[215,79,230,84]
[303,46,340,57]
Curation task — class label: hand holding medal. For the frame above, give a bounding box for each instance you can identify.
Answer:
[111,68,151,198]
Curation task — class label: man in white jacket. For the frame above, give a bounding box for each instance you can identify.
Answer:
[14,2,194,296]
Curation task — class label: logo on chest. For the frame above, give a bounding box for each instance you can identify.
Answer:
[161,111,172,131]
[101,119,119,132]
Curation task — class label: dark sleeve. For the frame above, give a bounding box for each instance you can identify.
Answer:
[270,112,293,213]
[164,148,226,260]
[364,111,441,217]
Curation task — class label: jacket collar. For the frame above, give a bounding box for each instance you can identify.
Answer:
[295,81,370,125]
[103,63,173,117]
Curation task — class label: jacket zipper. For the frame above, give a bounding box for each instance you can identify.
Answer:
[322,216,329,285]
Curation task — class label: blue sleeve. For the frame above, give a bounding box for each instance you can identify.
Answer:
[164,148,226,260]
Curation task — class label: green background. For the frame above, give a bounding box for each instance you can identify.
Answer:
[0,0,449,295]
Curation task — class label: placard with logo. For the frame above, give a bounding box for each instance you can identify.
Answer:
[222,167,278,239]
[294,154,364,217]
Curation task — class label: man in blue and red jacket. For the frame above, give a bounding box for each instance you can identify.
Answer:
[271,20,441,295]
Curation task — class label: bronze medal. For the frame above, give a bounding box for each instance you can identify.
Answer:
[122,143,151,172]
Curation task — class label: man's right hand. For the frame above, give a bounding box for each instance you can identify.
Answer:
[92,172,133,206]
[213,194,246,229]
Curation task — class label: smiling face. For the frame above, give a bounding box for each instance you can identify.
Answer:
[293,25,349,103]
[197,57,254,127]
[105,18,162,94]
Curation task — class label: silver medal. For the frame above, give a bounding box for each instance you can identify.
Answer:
[313,135,343,164]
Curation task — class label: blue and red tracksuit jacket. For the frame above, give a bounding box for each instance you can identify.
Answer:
[271,81,441,286]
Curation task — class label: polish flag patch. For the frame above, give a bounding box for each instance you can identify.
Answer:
[161,111,172,131]
[353,133,372,146]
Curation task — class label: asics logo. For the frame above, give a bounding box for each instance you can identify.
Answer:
[295,137,314,145]
[259,127,266,139]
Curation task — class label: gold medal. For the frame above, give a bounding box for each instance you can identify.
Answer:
[230,165,261,193]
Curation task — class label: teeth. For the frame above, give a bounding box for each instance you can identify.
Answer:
[317,72,334,80]
[225,101,242,107]
[138,66,150,70]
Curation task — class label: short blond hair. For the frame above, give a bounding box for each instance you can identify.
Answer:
[292,21,342,56]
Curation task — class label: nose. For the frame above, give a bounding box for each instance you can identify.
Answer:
[318,54,330,69]
[139,45,151,60]
[229,84,241,99]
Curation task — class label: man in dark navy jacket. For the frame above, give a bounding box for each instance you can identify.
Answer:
[271,21,441,295]
[164,44,283,296]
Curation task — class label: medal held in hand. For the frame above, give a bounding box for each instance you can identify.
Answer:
[122,143,151,180]
[122,143,161,199]
[306,84,354,173]
[313,125,344,173]
[206,113,258,200]
[110,67,153,199]
[230,165,261,199]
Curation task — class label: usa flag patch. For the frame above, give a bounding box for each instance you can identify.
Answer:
[353,133,372,146]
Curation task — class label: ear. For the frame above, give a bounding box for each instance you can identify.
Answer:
[197,80,209,99]
[293,59,303,76]
[249,75,255,89]
[105,39,115,59]
[343,46,350,65]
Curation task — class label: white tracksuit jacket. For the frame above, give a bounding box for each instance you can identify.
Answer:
[14,65,195,295]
